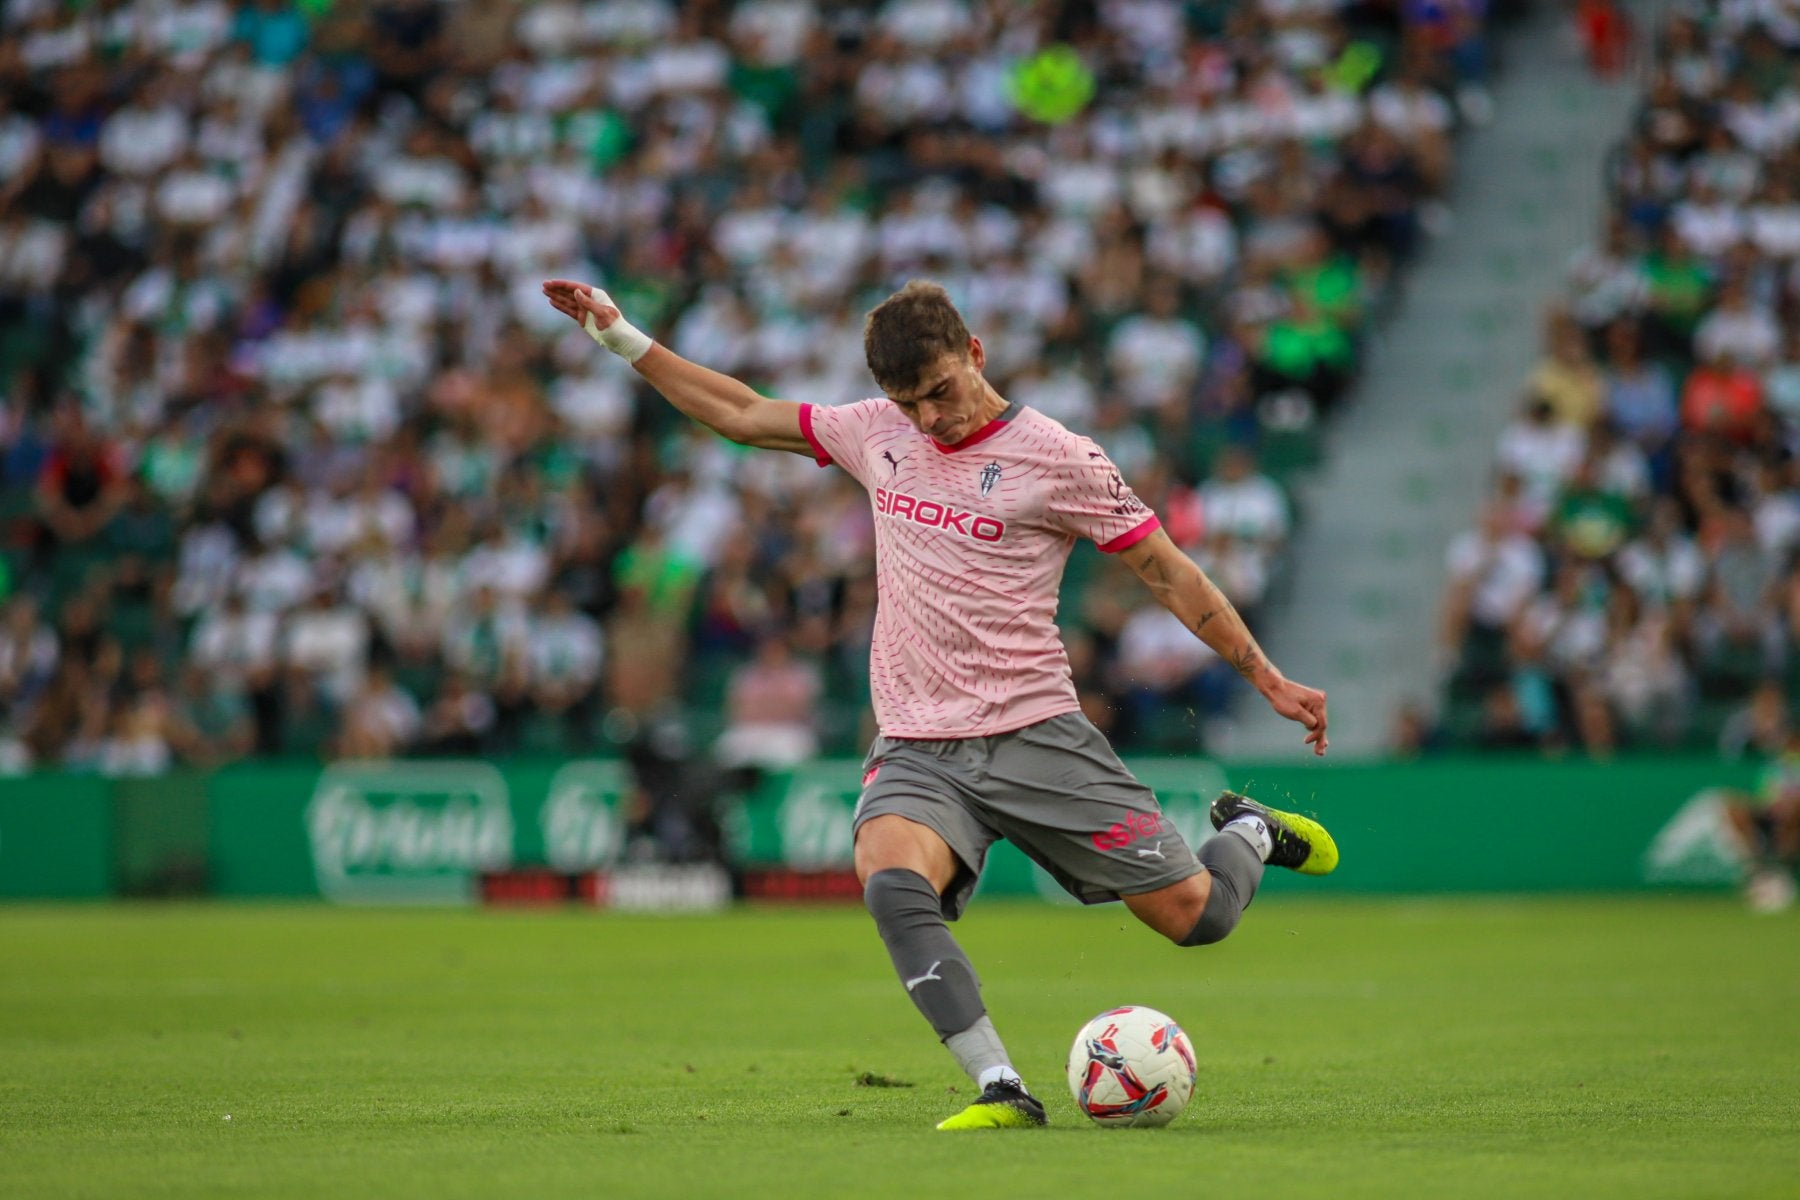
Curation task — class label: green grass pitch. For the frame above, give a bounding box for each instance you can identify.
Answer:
[3,897,1797,1200]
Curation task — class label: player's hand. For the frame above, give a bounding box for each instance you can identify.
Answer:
[541,279,618,330]
[1263,674,1329,756]
[540,279,652,362]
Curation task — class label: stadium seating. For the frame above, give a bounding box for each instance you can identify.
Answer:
[1436,0,1800,755]
[0,0,1493,773]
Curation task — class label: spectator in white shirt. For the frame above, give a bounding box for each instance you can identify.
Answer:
[333,663,421,759]
[1671,179,1747,261]
[1694,277,1782,366]
[189,590,281,693]
[1442,503,1547,676]
[1113,603,1225,739]
[1147,199,1238,289]
[154,148,236,229]
[1107,277,1205,411]
[1194,529,1271,622]
[1008,359,1097,430]
[1599,584,1691,747]
[585,0,676,47]
[529,590,604,717]
[1494,394,1587,528]
[98,73,190,177]
[1197,445,1290,557]
[1566,219,1648,330]
[442,584,529,685]
[877,0,970,51]
[1368,60,1454,190]
[0,595,58,714]
[284,582,370,705]
[235,537,312,613]
[729,1,816,67]
[1747,174,1800,259]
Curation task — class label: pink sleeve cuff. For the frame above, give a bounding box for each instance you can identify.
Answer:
[798,403,832,467]
[1097,514,1161,554]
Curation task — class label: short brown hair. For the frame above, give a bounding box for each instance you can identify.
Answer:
[863,281,971,393]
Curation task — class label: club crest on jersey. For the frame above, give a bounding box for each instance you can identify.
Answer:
[979,461,1002,497]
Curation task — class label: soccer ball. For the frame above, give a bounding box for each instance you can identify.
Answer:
[1066,1005,1197,1128]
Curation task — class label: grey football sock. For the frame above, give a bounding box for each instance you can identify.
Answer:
[945,1015,1019,1088]
[864,868,988,1041]
[1180,832,1266,946]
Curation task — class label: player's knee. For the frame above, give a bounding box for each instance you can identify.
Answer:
[854,814,957,892]
[1180,906,1238,946]
[1178,877,1244,947]
[863,867,937,920]
[1178,831,1263,946]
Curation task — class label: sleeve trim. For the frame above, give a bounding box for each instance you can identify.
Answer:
[798,402,833,467]
[1097,514,1161,555]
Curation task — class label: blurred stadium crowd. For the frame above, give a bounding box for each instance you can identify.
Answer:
[1431,0,1800,756]
[0,0,1494,775]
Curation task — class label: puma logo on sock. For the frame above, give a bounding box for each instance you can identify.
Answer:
[904,961,944,991]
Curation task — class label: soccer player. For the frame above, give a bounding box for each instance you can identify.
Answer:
[543,278,1338,1130]
[1725,729,1800,912]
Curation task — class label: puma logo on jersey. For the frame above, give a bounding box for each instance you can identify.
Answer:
[882,450,906,477]
[874,487,1005,542]
[1135,842,1166,860]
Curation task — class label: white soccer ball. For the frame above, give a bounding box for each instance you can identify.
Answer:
[1066,1005,1197,1128]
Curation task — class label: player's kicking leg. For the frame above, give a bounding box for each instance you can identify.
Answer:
[1123,790,1338,946]
[855,814,1047,1131]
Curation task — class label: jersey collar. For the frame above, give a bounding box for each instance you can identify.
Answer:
[929,402,1024,454]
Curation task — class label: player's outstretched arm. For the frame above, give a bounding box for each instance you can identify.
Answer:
[541,279,812,455]
[1118,528,1329,756]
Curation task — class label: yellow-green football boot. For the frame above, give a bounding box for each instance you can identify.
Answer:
[1210,791,1339,876]
[935,1080,1048,1131]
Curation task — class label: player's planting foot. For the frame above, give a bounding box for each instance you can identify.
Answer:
[1210,791,1339,876]
[934,1079,1048,1131]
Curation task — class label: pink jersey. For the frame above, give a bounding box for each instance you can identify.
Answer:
[800,399,1161,738]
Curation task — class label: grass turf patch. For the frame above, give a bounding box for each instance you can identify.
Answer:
[1,897,1796,1199]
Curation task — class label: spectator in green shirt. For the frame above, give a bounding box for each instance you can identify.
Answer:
[1549,456,1638,561]
[1282,227,1365,330]
[1251,295,1357,413]
[1638,228,1714,359]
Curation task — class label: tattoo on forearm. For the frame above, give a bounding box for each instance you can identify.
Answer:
[1192,594,1238,637]
[1230,646,1264,679]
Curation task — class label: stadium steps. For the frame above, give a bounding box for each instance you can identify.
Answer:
[1218,3,1645,758]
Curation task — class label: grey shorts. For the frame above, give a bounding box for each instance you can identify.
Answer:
[852,711,1202,920]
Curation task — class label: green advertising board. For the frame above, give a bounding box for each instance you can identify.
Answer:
[729,757,1756,898]
[209,759,635,901]
[0,755,1766,901]
[205,755,1759,903]
[1227,758,1756,892]
[0,775,111,898]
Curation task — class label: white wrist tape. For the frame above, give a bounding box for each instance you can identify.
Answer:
[583,287,653,363]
